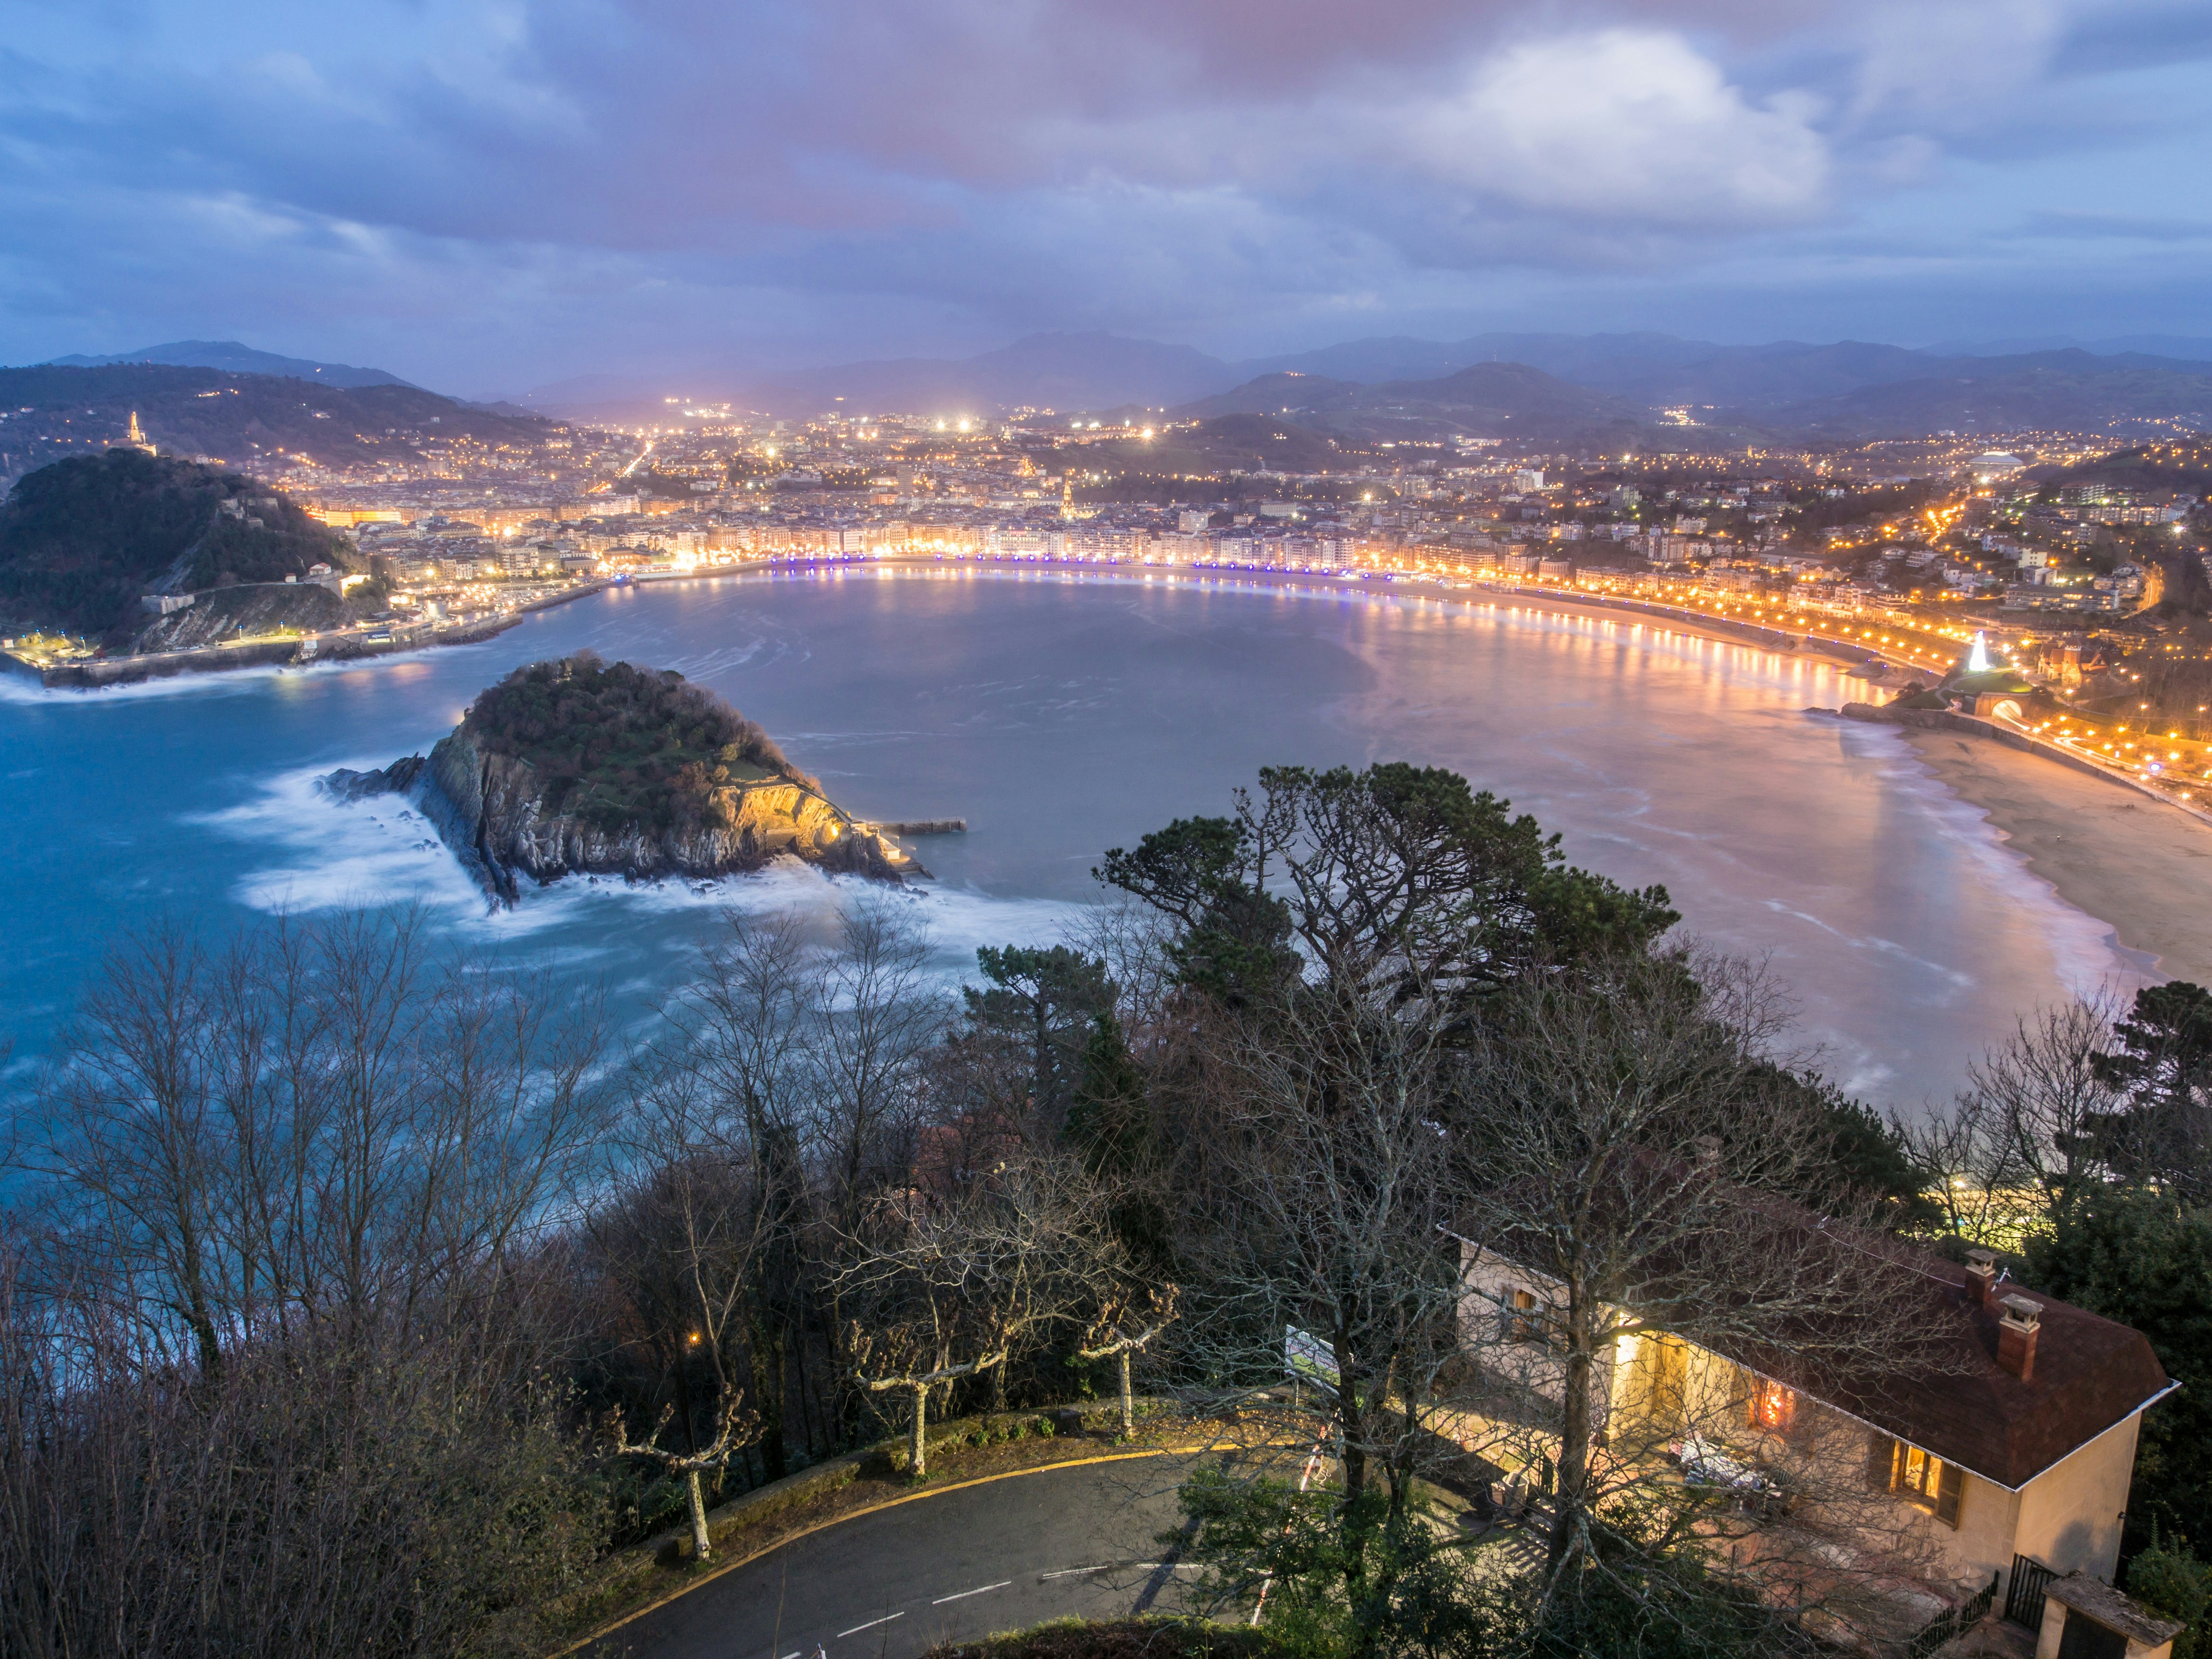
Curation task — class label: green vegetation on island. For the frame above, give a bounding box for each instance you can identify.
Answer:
[0,449,355,640]
[457,652,803,834]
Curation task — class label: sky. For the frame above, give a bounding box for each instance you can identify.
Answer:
[1,0,2209,394]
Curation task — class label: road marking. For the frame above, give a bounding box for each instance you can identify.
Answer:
[932,1581,1010,1604]
[1041,1563,1173,1578]
[836,1614,904,1637]
[551,1447,1203,1658]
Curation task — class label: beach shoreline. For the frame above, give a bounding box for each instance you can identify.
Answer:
[1896,725,2212,989]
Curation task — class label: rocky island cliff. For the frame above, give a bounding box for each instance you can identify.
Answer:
[323,652,921,902]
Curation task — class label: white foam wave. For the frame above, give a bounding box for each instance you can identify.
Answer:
[190,762,1097,981]
[1869,727,2150,1004]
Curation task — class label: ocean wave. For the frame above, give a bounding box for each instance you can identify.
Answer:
[188,762,1096,979]
[1870,728,2149,1005]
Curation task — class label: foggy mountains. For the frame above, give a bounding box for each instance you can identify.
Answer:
[520,329,2212,440]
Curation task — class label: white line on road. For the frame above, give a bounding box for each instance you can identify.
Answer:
[1040,1563,1166,1579]
[932,1582,1011,1604]
[836,1614,904,1637]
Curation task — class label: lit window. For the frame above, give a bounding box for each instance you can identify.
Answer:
[1869,1432,1964,1527]
[1749,1378,1794,1431]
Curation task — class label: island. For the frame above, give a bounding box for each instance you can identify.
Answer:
[323,653,922,902]
[0,448,554,688]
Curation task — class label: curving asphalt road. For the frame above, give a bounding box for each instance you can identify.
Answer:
[588,1453,1213,1659]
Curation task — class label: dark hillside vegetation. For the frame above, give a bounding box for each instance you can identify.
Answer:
[461,652,801,832]
[0,362,553,483]
[0,450,352,639]
[1088,415,1345,476]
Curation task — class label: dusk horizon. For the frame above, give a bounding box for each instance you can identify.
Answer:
[5,0,2208,391]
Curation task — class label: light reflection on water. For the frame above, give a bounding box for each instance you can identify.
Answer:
[0,566,2142,1107]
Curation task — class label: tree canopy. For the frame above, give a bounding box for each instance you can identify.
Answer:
[459,652,798,833]
[0,450,351,639]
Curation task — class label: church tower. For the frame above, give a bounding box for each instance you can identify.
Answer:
[125,411,155,455]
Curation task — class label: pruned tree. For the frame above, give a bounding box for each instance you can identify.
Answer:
[840,1152,1123,1474]
[1077,1282,1179,1437]
[607,1388,758,1562]
[849,1323,1007,1479]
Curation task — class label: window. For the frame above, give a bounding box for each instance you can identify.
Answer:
[1748,1377,1795,1432]
[1867,1433,1964,1527]
[1506,1288,1540,1343]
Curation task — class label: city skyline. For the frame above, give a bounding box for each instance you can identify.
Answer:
[3,0,2208,393]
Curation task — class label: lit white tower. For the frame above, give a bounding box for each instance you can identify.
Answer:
[1968,630,1990,674]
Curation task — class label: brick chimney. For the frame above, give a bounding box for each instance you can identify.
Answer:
[1997,1294,2043,1382]
[1964,1249,1998,1308]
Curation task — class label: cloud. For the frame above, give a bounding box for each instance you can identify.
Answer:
[1407,30,1831,228]
[0,0,2203,378]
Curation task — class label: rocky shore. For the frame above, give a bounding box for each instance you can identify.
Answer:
[323,666,923,902]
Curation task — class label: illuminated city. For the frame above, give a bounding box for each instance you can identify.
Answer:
[4,6,2212,1659]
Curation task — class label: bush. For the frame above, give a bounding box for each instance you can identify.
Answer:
[2129,1532,2210,1659]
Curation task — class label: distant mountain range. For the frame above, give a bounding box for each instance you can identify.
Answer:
[25,326,2212,445]
[43,340,418,391]
[498,328,2212,439]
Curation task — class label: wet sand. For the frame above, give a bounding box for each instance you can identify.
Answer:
[1900,728,2212,987]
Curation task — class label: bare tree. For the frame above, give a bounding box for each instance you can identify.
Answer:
[1450,952,1956,1640]
[841,1154,1122,1474]
[1077,1283,1179,1437]
[850,1329,1008,1480]
[607,1389,758,1562]
[1908,996,2124,1243]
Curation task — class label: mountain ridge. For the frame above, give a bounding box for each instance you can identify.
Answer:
[44,339,417,390]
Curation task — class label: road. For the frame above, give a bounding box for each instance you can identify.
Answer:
[590,1453,1211,1659]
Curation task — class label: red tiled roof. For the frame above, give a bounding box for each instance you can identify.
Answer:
[1461,1185,2172,1491]
[1813,1258,2171,1490]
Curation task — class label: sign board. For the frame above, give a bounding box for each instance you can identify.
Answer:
[1285,1326,1339,1389]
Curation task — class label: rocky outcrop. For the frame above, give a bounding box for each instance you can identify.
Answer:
[322,729,922,904]
[130,580,351,653]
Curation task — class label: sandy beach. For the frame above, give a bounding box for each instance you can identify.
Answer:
[1899,727,2212,987]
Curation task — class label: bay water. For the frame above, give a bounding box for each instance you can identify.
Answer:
[0,565,2142,1107]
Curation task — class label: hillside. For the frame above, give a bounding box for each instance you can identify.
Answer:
[1758,355,2212,436]
[2038,440,2212,496]
[0,363,556,484]
[0,450,354,640]
[1089,414,1345,474]
[45,339,415,389]
[1174,361,1643,441]
[733,332,1236,421]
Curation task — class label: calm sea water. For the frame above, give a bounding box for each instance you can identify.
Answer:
[0,565,2145,1107]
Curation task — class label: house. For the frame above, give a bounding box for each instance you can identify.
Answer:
[1454,1233,2174,1640]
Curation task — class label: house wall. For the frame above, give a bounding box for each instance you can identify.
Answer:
[2012,1414,2140,1582]
[1456,1240,2142,1596]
